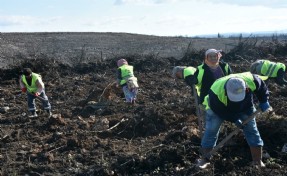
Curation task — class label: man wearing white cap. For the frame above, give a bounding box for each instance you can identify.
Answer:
[185,49,232,104]
[197,72,271,168]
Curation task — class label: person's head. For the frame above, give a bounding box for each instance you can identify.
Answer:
[172,66,186,79]
[204,49,222,67]
[250,60,263,74]
[22,68,32,77]
[250,62,258,74]
[117,59,128,67]
[226,77,246,102]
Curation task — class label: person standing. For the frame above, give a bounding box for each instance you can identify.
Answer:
[187,49,232,104]
[19,68,52,117]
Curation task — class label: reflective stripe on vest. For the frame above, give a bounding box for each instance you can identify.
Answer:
[22,73,41,93]
[261,60,285,78]
[204,72,256,107]
[119,65,134,85]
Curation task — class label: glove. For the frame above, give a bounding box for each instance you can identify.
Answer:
[235,119,244,129]
[259,102,270,112]
[34,92,40,96]
[21,88,27,93]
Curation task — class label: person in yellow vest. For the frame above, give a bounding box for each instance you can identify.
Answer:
[172,66,197,87]
[197,72,271,169]
[116,59,139,104]
[187,49,232,104]
[19,68,52,118]
[250,59,287,85]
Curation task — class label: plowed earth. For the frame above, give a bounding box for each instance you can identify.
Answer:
[0,40,287,176]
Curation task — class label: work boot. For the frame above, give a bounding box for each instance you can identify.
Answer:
[196,148,213,169]
[28,111,38,118]
[46,109,52,117]
[250,146,266,168]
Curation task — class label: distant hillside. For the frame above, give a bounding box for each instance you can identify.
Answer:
[194,31,287,38]
[0,32,278,68]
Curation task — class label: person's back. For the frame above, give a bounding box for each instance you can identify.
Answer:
[250,59,287,86]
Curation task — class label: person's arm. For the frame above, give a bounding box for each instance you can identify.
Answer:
[116,68,122,85]
[252,74,269,103]
[185,70,199,86]
[19,76,25,89]
[35,78,44,93]
[276,68,287,86]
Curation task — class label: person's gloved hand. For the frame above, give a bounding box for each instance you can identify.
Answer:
[34,92,40,96]
[21,87,27,93]
[259,102,271,112]
[235,119,244,129]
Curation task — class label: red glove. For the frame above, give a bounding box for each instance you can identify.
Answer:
[34,92,40,96]
[21,88,27,93]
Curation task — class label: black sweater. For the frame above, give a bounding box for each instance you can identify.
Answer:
[208,74,269,122]
[185,61,232,104]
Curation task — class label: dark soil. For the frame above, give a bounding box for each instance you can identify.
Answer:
[0,35,287,175]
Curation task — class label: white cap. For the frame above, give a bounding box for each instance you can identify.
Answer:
[205,49,222,57]
[226,78,246,102]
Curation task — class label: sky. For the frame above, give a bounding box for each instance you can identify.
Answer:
[1,0,287,36]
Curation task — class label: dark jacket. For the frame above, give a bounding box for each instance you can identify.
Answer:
[208,74,269,122]
[187,61,232,104]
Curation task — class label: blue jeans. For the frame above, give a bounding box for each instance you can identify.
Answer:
[201,109,263,148]
[27,90,51,112]
[122,85,138,102]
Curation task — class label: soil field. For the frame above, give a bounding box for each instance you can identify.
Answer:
[0,33,287,175]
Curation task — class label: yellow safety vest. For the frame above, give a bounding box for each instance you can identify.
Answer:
[203,72,256,109]
[119,65,134,85]
[196,63,230,96]
[183,67,196,79]
[261,60,286,78]
[22,73,42,93]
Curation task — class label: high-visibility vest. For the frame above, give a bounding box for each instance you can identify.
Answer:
[183,67,196,79]
[203,72,256,109]
[119,65,134,85]
[22,73,42,93]
[261,60,286,78]
[196,63,230,96]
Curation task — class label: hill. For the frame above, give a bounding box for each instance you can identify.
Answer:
[0,32,276,68]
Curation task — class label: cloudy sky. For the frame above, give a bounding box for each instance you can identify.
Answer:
[1,0,287,36]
